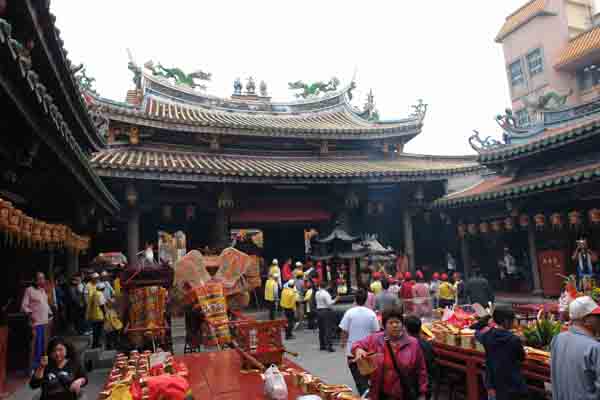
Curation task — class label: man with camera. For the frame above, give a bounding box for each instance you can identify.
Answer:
[572,238,597,289]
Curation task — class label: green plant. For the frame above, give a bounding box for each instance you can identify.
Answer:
[522,316,562,350]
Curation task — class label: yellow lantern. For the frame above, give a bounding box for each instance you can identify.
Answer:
[22,216,33,246]
[479,222,489,234]
[491,220,503,232]
[8,209,23,244]
[568,211,582,228]
[589,209,600,225]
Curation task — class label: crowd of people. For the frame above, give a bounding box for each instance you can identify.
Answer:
[20,269,123,373]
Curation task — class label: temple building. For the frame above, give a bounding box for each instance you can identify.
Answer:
[86,65,481,272]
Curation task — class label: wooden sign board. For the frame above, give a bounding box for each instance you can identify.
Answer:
[538,250,566,297]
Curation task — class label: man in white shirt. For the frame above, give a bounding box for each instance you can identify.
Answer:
[315,280,337,352]
[339,288,380,396]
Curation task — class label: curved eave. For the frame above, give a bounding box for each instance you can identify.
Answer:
[478,120,600,164]
[97,100,424,141]
[433,165,600,209]
[0,15,119,215]
[24,1,107,151]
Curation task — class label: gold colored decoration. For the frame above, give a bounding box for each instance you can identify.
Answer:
[550,213,563,229]
[479,222,489,234]
[467,223,478,236]
[519,214,530,228]
[568,211,582,227]
[22,216,33,245]
[32,219,43,247]
[129,126,140,145]
[0,200,12,229]
[589,209,600,224]
[534,213,546,229]
[504,217,514,231]
[7,208,23,245]
[491,220,503,232]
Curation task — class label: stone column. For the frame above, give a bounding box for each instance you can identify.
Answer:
[127,209,140,265]
[528,224,543,295]
[403,209,416,273]
[460,237,472,278]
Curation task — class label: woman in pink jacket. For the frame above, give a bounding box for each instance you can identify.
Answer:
[352,306,428,400]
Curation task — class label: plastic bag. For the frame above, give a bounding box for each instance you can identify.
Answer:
[264,364,288,400]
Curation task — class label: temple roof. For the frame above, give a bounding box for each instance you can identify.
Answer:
[433,159,600,208]
[555,25,600,70]
[89,147,479,184]
[495,0,552,43]
[474,97,600,164]
[93,74,426,141]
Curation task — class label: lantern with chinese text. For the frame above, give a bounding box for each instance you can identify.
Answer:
[589,209,600,225]
[7,208,22,245]
[22,216,33,247]
[519,214,530,228]
[491,220,503,233]
[42,223,52,248]
[479,222,489,234]
[534,214,546,229]
[457,224,466,238]
[504,217,514,231]
[568,211,582,228]
[467,224,478,236]
[32,219,43,247]
[0,200,12,230]
[550,213,563,229]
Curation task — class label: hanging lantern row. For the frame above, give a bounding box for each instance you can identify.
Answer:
[458,209,600,237]
[0,198,90,252]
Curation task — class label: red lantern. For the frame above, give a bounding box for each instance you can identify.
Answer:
[479,222,489,234]
[504,217,514,231]
[534,214,546,229]
[550,213,563,229]
[568,211,582,227]
[519,214,530,228]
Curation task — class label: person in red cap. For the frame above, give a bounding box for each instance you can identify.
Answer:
[388,277,401,297]
[412,270,430,317]
[400,272,415,313]
[438,273,455,309]
[370,271,383,296]
[430,272,441,309]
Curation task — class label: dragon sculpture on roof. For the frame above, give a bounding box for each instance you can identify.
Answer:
[288,77,340,98]
[144,61,212,90]
[468,130,505,152]
[522,89,573,113]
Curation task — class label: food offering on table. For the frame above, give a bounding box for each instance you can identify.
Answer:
[100,350,192,400]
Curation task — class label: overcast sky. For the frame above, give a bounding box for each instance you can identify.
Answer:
[51,0,532,155]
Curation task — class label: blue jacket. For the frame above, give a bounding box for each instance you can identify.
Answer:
[475,326,527,398]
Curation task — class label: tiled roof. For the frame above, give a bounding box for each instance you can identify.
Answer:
[90,148,479,183]
[495,0,550,42]
[480,113,600,163]
[434,160,600,208]
[97,96,421,139]
[555,25,600,69]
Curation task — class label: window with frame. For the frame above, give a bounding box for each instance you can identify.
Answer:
[515,109,530,127]
[577,64,600,91]
[527,49,544,76]
[509,60,525,87]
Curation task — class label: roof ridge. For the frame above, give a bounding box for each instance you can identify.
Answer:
[506,0,545,20]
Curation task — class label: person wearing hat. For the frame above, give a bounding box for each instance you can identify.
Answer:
[269,259,282,288]
[551,296,600,400]
[281,258,293,283]
[370,272,383,296]
[400,271,415,313]
[100,271,115,303]
[438,273,455,309]
[473,306,526,400]
[280,280,297,340]
[388,277,401,297]
[264,271,280,320]
[294,265,306,330]
[412,271,430,317]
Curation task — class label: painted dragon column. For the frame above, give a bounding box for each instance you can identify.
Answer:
[403,209,416,273]
[125,184,140,264]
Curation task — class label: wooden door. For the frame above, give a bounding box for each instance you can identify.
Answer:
[538,250,566,297]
